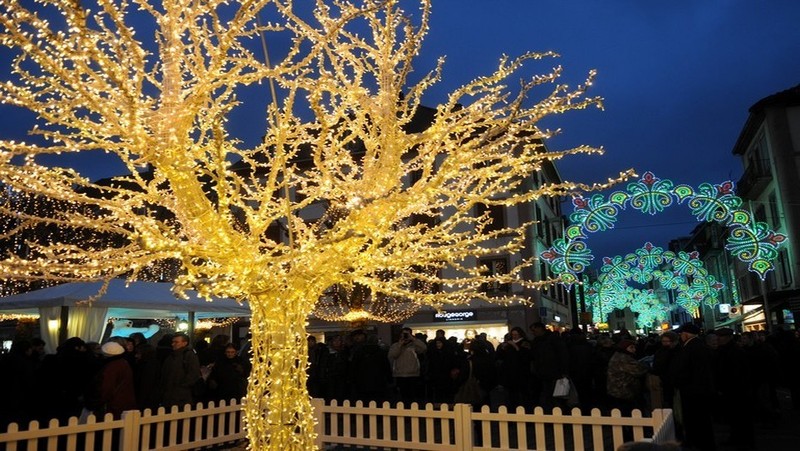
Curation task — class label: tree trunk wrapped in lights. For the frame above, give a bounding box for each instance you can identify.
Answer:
[0,0,631,448]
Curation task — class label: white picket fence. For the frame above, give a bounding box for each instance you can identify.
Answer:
[1,399,674,451]
[311,399,676,451]
[0,399,245,451]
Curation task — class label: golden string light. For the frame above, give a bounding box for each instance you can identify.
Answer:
[0,0,628,448]
[0,313,38,322]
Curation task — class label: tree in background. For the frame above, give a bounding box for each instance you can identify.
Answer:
[0,0,629,447]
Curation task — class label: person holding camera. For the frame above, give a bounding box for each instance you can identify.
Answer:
[388,327,427,405]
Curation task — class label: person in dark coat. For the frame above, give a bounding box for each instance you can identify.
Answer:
[158,333,202,409]
[671,323,716,451]
[606,339,648,415]
[651,331,679,409]
[495,327,533,409]
[529,322,569,411]
[200,334,228,366]
[87,342,137,418]
[0,339,37,427]
[208,343,250,403]
[714,328,754,449]
[348,332,391,404]
[566,329,595,410]
[133,343,161,411]
[322,335,350,402]
[36,337,93,422]
[426,337,460,403]
[593,335,616,411]
[306,335,328,399]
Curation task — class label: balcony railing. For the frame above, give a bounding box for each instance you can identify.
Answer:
[736,159,772,196]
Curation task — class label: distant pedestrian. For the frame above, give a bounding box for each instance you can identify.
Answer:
[158,333,202,409]
[672,323,716,451]
[86,342,137,418]
[607,339,648,415]
[651,331,679,409]
[348,332,391,404]
[495,326,532,409]
[133,343,161,411]
[714,328,754,449]
[529,322,569,411]
[207,343,250,403]
[388,327,426,405]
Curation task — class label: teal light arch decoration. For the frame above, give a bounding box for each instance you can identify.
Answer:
[541,172,788,286]
[589,242,724,321]
[586,285,670,329]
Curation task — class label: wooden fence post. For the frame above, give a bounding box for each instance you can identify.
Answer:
[311,398,325,450]
[454,403,473,450]
[120,409,141,451]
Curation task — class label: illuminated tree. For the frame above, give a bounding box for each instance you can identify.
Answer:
[0,0,629,447]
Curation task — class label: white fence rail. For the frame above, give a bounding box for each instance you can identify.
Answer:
[0,399,245,451]
[312,399,675,451]
[1,399,674,451]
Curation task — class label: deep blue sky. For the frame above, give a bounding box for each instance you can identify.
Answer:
[2,0,800,265]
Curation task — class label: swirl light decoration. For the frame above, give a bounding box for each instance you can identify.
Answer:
[0,0,632,447]
[588,242,724,321]
[541,172,788,286]
[586,286,670,329]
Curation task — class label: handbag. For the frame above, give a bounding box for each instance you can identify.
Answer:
[454,361,485,405]
[553,377,571,398]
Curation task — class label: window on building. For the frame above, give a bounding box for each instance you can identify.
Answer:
[475,203,505,232]
[539,261,551,296]
[535,204,544,238]
[480,256,510,295]
[778,249,793,288]
[754,203,767,223]
[747,132,770,175]
[768,191,780,228]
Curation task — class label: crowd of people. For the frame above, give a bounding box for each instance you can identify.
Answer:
[307,323,800,451]
[0,332,250,429]
[1,321,798,451]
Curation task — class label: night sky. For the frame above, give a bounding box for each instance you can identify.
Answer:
[2,0,800,267]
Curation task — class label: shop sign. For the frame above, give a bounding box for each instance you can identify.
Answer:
[433,310,476,322]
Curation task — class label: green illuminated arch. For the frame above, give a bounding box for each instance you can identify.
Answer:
[587,242,723,324]
[541,172,787,286]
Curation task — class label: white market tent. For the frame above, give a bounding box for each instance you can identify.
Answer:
[0,279,251,352]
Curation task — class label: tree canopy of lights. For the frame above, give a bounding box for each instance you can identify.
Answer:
[0,0,631,448]
[542,172,788,287]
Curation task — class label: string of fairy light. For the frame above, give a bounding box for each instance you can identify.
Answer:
[0,0,629,447]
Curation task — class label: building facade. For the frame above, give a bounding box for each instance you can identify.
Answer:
[730,84,800,330]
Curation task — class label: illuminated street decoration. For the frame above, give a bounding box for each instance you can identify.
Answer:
[542,172,787,285]
[588,242,724,321]
[0,0,630,447]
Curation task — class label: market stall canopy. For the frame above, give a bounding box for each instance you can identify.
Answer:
[0,279,251,318]
[0,280,251,351]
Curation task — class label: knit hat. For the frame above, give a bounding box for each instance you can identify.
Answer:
[101,341,125,357]
[617,339,636,351]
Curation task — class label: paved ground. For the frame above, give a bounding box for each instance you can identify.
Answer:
[714,388,800,451]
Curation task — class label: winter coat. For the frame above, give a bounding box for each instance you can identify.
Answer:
[530,332,569,380]
[208,355,250,403]
[91,356,137,417]
[388,338,426,377]
[159,346,201,408]
[606,350,648,400]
